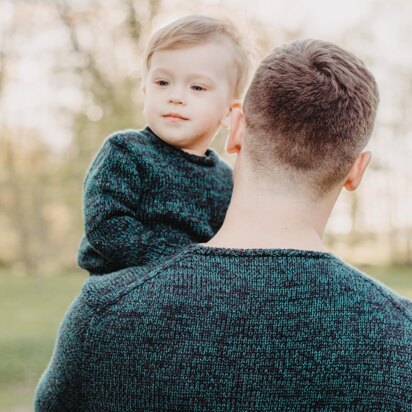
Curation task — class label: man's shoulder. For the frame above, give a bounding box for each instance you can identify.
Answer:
[79,249,412,333]
[79,248,192,309]
[330,257,412,324]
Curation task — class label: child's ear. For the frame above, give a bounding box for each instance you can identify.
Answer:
[344,151,372,191]
[220,100,242,129]
[225,107,245,154]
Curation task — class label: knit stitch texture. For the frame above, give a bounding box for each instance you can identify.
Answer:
[35,245,412,411]
[78,127,233,274]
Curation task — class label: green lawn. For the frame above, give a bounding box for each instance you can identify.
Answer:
[362,265,412,299]
[0,266,411,411]
[0,271,86,411]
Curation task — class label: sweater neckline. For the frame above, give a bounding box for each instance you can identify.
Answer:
[143,126,218,167]
[187,243,336,260]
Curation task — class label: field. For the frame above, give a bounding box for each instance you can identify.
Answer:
[0,271,86,411]
[0,266,411,411]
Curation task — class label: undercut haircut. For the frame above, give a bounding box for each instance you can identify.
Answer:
[144,15,252,99]
[243,39,379,196]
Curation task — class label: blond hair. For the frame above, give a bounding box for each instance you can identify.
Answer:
[144,15,252,98]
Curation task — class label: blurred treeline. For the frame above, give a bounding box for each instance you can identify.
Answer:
[0,0,411,276]
[0,0,160,274]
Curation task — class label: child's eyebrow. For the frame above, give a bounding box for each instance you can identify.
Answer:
[151,68,216,84]
[151,68,172,76]
[187,73,216,84]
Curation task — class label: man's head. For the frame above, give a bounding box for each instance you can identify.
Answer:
[229,39,379,198]
[143,15,252,155]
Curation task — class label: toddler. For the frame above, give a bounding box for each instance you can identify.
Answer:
[77,15,251,274]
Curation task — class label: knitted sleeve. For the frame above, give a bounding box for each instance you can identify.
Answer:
[33,294,93,411]
[81,137,177,268]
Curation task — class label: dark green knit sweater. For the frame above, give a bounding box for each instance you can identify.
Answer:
[78,127,233,274]
[35,245,412,411]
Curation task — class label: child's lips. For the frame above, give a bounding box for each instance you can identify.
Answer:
[163,113,189,121]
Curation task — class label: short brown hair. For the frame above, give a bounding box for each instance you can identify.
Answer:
[243,39,379,196]
[144,15,252,98]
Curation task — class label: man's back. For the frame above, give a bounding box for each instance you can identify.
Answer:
[35,245,412,411]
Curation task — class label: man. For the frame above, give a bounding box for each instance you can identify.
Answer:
[35,39,412,411]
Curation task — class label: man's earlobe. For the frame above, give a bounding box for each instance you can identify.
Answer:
[225,108,245,154]
[344,151,372,191]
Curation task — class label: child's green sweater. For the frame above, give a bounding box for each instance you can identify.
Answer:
[35,246,412,411]
[78,127,233,274]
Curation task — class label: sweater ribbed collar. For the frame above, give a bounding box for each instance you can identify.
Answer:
[187,243,336,260]
[143,126,219,167]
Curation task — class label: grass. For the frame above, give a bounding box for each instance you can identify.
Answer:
[0,270,86,411]
[361,265,412,299]
[0,265,411,411]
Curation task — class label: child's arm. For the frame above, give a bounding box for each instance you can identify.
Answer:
[81,136,176,269]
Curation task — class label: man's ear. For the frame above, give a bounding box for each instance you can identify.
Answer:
[344,151,372,191]
[220,100,242,129]
[225,107,245,154]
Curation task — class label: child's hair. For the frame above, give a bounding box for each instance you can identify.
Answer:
[144,15,252,98]
[243,39,379,196]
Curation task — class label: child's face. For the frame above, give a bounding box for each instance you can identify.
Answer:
[143,41,237,155]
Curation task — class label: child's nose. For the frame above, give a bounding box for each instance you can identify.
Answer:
[168,87,186,105]
[168,97,185,105]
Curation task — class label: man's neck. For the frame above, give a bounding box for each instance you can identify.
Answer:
[205,182,336,252]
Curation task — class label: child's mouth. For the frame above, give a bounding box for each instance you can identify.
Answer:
[163,113,189,121]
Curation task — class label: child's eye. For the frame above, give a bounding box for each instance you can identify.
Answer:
[191,85,206,92]
[155,80,169,87]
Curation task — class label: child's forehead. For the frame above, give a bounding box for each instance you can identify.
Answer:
[149,42,236,81]
[154,41,231,59]
[151,66,217,82]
